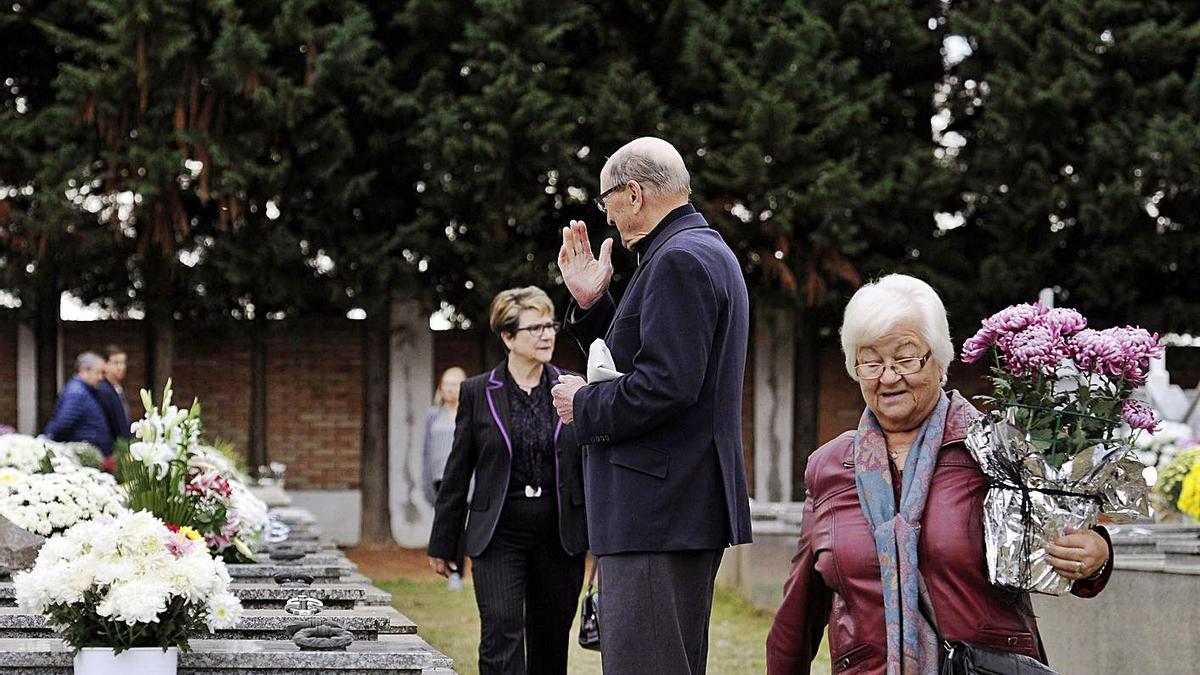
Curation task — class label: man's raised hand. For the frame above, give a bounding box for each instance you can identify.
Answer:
[558,220,613,311]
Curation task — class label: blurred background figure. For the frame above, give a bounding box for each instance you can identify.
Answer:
[43,352,114,457]
[423,365,468,590]
[100,345,132,426]
[96,345,132,473]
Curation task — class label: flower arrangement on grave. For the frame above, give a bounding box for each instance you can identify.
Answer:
[119,382,259,562]
[12,510,243,655]
[1133,421,1196,475]
[0,434,106,475]
[42,440,107,471]
[960,303,1156,594]
[0,467,126,537]
[0,433,55,472]
[1152,445,1200,520]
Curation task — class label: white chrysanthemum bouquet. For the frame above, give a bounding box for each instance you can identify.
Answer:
[0,468,126,536]
[13,510,243,654]
[0,434,53,472]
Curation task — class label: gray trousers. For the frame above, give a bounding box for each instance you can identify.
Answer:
[597,549,724,675]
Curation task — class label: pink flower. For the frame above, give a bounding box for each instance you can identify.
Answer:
[982,303,1046,333]
[1068,329,1125,376]
[1042,308,1087,336]
[1002,323,1067,376]
[206,532,232,552]
[1122,400,1160,432]
[1108,326,1164,386]
[165,532,196,557]
[960,329,995,363]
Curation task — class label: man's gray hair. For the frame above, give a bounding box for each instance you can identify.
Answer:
[840,274,955,385]
[75,351,104,372]
[602,137,691,197]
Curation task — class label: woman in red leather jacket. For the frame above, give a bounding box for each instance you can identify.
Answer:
[766,274,1114,674]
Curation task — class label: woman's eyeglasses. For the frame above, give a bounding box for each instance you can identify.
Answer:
[513,321,562,337]
[854,351,932,380]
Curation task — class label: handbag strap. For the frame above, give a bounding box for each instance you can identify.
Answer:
[915,580,951,654]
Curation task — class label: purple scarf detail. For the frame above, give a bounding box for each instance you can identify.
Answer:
[853,391,949,675]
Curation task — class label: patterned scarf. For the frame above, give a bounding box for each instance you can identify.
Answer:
[853,390,949,675]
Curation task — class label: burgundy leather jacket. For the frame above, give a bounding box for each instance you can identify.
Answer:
[766,391,1113,674]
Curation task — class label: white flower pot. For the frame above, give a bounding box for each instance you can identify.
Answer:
[74,647,178,675]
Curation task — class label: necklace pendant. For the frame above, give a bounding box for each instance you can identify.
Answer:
[525,485,542,498]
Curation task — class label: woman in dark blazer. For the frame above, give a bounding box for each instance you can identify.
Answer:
[428,286,588,675]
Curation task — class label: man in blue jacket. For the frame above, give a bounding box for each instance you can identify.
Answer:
[43,352,114,456]
[552,137,752,675]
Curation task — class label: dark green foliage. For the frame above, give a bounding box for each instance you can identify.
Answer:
[46,592,208,655]
[945,0,1200,335]
[3,0,1199,343]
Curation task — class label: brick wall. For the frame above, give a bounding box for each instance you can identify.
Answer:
[265,322,363,489]
[58,319,363,490]
[171,327,253,459]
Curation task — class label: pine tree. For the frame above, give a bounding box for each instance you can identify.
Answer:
[945,0,1200,331]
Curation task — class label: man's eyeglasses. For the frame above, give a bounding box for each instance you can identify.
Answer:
[513,321,562,337]
[594,184,627,213]
[854,351,932,380]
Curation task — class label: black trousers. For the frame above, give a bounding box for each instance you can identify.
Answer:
[471,496,585,675]
[597,549,724,675]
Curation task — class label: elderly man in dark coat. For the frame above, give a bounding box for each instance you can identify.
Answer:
[552,136,752,675]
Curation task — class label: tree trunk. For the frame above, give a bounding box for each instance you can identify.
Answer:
[142,250,176,394]
[360,300,393,547]
[248,314,268,476]
[791,305,821,500]
[32,270,59,431]
[145,308,175,394]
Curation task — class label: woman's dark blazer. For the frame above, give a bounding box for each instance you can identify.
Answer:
[427,362,588,560]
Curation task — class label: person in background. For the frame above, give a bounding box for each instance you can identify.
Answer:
[428,286,588,675]
[95,345,132,472]
[43,352,114,456]
[423,365,468,590]
[100,344,132,422]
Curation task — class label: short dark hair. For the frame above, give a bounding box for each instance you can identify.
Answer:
[100,344,126,360]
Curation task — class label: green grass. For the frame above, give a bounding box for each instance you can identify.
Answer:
[378,578,829,675]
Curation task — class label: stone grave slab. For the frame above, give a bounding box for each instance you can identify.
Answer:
[225,563,353,582]
[0,634,453,674]
[0,606,414,641]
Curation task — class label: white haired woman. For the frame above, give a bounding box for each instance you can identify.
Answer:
[766,274,1115,674]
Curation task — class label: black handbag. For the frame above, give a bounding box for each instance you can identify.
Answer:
[577,557,601,651]
[918,592,1057,675]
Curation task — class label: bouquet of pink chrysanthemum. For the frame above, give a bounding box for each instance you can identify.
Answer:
[961,303,1156,595]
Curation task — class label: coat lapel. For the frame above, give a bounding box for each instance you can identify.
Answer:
[605,212,710,341]
[484,365,513,456]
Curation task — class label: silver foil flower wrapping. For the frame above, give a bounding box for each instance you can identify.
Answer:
[965,412,1151,595]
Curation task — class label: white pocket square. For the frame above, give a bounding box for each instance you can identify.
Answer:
[587,339,624,384]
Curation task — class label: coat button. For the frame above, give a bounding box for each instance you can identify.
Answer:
[1007,636,1019,646]
[838,657,851,669]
